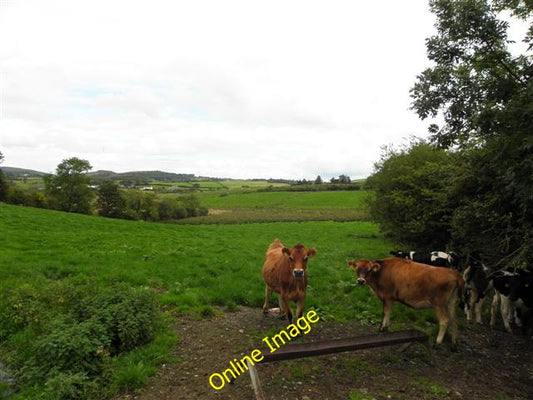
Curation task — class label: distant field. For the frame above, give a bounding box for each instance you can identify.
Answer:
[150,179,289,192]
[197,190,367,209]
[181,190,370,223]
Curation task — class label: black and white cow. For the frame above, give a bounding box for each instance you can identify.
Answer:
[509,269,533,307]
[463,257,491,324]
[489,269,522,333]
[509,269,533,337]
[390,250,461,270]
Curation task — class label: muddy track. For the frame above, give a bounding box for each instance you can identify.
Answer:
[115,307,533,400]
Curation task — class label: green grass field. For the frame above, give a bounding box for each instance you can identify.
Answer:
[197,190,368,209]
[0,202,384,316]
[181,190,370,223]
[0,193,437,399]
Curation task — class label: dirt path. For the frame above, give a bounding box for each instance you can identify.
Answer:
[115,307,533,400]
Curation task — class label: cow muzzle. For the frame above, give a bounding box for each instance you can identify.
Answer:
[357,278,366,285]
[293,269,305,278]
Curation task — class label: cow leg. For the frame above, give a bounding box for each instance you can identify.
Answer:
[500,296,513,333]
[280,295,293,324]
[465,287,475,323]
[513,307,522,327]
[434,305,450,345]
[277,294,287,319]
[490,292,500,329]
[446,290,459,345]
[379,300,392,331]
[474,297,484,324]
[262,285,271,314]
[296,295,306,320]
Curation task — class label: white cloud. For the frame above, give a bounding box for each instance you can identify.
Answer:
[0,0,438,179]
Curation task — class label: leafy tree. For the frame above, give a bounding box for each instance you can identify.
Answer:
[44,157,94,214]
[410,0,533,265]
[180,194,208,218]
[314,175,323,184]
[339,174,351,184]
[366,141,457,249]
[157,197,187,220]
[97,181,126,218]
[121,190,159,221]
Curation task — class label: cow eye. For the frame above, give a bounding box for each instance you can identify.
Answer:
[304,256,308,262]
[289,256,295,262]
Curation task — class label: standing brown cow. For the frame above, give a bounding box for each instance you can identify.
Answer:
[349,257,464,345]
[262,239,316,323]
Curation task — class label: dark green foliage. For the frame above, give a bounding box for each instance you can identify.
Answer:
[44,158,94,214]
[156,197,188,220]
[366,141,457,249]
[97,181,126,218]
[0,170,8,202]
[0,278,161,399]
[408,0,533,265]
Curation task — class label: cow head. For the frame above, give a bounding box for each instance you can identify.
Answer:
[348,259,381,285]
[282,244,316,278]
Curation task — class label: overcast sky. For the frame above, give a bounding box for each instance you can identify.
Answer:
[0,0,440,180]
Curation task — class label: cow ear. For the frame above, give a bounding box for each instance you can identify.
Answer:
[348,260,356,270]
[371,262,381,272]
[307,248,317,258]
[282,247,291,257]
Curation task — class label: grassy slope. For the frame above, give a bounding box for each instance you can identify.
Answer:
[0,197,438,398]
[0,203,388,321]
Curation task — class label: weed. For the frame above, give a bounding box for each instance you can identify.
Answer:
[349,389,375,400]
[410,377,449,398]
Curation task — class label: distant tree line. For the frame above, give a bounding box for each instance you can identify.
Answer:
[0,156,207,221]
[259,174,359,192]
[259,182,361,193]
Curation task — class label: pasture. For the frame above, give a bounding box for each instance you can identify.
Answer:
[2,195,531,400]
[0,202,387,320]
[0,201,398,399]
[180,190,370,223]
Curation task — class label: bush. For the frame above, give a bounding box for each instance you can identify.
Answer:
[0,278,162,399]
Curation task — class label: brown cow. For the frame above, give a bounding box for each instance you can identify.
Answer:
[262,239,316,323]
[348,257,464,345]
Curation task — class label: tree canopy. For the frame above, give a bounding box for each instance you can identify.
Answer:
[44,157,94,214]
[369,0,533,266]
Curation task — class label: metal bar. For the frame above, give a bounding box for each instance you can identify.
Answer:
[260,329,428,363]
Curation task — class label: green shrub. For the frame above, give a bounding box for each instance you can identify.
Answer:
[42,371,100,400]
[0,278,163,399]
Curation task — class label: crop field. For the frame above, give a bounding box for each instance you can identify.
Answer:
[0,194,437,399]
